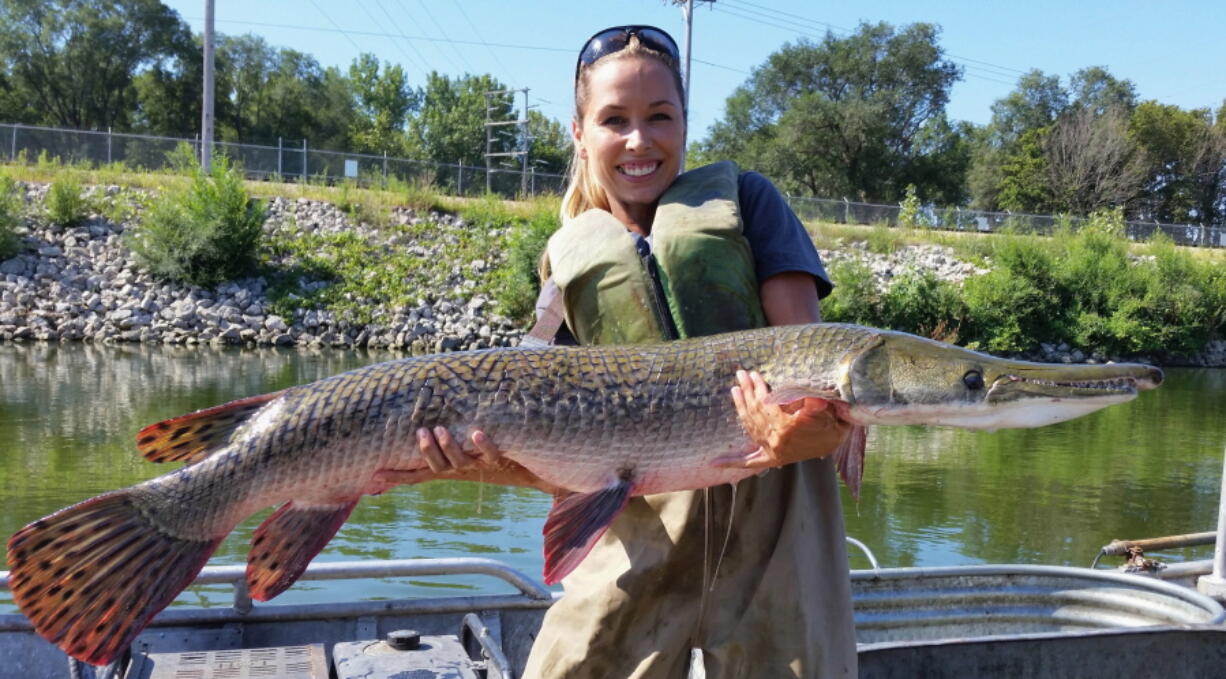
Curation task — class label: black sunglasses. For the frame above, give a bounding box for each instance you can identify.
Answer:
[575,25,681,81]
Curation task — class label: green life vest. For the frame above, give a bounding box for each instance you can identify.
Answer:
[547,161,766,344]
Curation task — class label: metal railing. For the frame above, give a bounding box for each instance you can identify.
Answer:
[785,194,1226,249]
[2,121,1222,247]
[0,122,567,198]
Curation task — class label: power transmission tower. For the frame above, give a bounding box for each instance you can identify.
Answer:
[483,88,531,195]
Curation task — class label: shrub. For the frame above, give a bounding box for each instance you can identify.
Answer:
[878,271,966,341]
[495,209,560,321]
[47,176,89,226]
[0,176,23,259]
[128,156,266,286]
[820,258,879,325]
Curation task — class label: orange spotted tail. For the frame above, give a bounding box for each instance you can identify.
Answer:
[6,492,224,665]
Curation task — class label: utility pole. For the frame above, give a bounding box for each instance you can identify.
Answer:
[483,88,531,195]
[676,0,713,169]
[201,0,215,172]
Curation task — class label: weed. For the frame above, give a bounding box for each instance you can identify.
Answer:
[46,175,90,226]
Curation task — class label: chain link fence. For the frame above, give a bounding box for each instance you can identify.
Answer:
[0,122,567,198]
[785,195,1226,249]
[3,121,1222,248]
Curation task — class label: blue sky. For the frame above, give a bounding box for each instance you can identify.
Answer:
[163,1,1226,143]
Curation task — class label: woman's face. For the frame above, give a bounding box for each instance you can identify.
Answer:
[574,55,685,228]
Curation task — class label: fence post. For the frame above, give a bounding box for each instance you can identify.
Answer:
[383,151,388,187]
[106,127,112,165]
[277,137,283,178]
[457,161,462,195]
[302,139,308,181]
[10,123,17,161]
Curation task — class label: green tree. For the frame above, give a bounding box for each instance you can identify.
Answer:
[409,72,514,166]
[526,109,570,175]
[131,31,205,136]
[347,53,416,155]
[1130,101,1226,225]
[0,0,191,130]
[693,21,961,201]
[968,70,1066,209]
[216,34,353,148]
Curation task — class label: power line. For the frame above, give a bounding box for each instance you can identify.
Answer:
[710,3,1020,87]
[304,0,362,53]
[356,0,428,73]
[453,0,517,88]
[199,17,573,54]
[370,0,433,73]
[407,0,473,74]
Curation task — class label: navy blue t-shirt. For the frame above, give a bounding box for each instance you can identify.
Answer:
[738,170,832,299]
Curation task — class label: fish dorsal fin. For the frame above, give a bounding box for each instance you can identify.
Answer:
[834,424,868,499]
[246,498,359,601]
[542,478,634,584]
[137,391,284,464]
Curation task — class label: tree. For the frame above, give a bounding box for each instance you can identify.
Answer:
[215,34,353,148]
[0,0,191,130]
[1043,107,1146,214]
[348,53,416,155]
[1131,101,1226,225]
[409,72,514,166]
[526,109,570,175]
[693,21,962,201]
[132,31,205,136]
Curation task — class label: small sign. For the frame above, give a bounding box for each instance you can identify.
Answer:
[344,159,359,178]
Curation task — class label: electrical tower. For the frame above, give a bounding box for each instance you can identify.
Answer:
[483,88,532,196]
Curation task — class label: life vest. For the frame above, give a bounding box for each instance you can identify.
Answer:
[546,161,765,344]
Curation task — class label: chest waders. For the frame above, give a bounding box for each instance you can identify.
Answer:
[524,163,857,679]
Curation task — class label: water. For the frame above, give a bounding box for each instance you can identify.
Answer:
[1,342,1223,612]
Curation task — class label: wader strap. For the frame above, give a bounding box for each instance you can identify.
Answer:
[520,292,566,348]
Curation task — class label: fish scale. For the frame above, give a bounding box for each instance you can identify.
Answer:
[7,323,1164,666]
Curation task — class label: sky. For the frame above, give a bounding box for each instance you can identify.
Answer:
[162,0,1226,144]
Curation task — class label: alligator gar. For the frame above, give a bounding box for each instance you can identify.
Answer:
[6,323,1162,665]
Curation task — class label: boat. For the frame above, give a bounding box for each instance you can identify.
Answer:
[3,550,1225,678]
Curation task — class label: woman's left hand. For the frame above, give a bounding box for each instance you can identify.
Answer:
[723,369,852,469]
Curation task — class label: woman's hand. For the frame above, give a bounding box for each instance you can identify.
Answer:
[726,369,851,469]
[416,426,500,473]
[398,427,560,493]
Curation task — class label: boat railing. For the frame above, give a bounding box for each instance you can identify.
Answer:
[0,556,559,632]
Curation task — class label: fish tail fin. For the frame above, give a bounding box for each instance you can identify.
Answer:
[246,499,359,601]
[6,492,223,666]
[834,424,868,499]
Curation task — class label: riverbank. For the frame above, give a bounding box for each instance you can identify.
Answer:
[1,179,1223,367]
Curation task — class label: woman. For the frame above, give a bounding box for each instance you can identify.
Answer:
[420,25,857,678]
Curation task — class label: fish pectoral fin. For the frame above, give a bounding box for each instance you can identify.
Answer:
[137,390,285,464]
[833,424,868,500]
[246,498,359,601]
[542,478,633,584]
[6,491,224,666]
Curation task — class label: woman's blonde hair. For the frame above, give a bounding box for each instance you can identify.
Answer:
[561,35,687,220]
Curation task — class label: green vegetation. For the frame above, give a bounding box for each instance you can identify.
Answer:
[495,208,561,321]
[126,156,266,286]
[821,210,1226,357]
[46,176,89,226]
[0,175,23,259]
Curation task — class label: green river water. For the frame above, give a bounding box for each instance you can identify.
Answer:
[1,341,1224,612]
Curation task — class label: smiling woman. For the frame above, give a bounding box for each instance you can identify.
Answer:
[413,23,859,679]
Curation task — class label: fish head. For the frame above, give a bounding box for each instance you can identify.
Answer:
[840,331,1163,430]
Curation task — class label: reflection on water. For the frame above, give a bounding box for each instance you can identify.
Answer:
[1,342,1224,612]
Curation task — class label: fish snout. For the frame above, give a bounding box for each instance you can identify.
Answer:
[1137,366,1163,390]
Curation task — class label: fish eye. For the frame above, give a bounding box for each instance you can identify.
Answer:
[963,370,985,390]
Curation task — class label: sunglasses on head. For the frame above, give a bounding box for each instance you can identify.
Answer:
[575,25,681,81]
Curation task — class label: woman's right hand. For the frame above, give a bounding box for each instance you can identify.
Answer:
[410,427,560,493]
[416,426,501,473]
